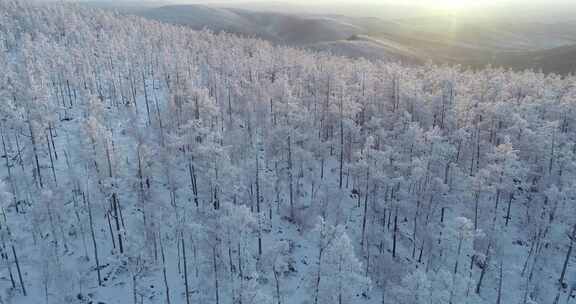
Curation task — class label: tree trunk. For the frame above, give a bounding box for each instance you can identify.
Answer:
[142,72,152,126]
[181,233,190,304]
[559,224,575,286]
[287,136,294,220]
[188,157,199,207]
[12,245,26,296]
[27,114,43,189]
[84,191,102,286]
[256,152,262,256]
[361,169,369,247]
[1,131,17,212]
[132,274,138,304]
[106,142,123,254]
[160,232,171,304]
[213,246,220,304]
[392,207,398,258]
[476,242,492,295]
[314,247,323,304]
[505,193,514,226]
[412,201,420,259]
[339,94,344,189]
[496,261,503,304]
[273,266,281,304]
[45,132,57,185]
[474,191,480,230]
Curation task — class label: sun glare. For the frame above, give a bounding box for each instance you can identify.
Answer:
[418,0,499,12]
[429,0,467,11]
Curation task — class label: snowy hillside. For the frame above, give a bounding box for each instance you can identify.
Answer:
[140,5,363,45]
[307,35,421,63]
[126,3,576,74]
[0,1,575,304]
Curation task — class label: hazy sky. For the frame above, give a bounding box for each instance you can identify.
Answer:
[76,0,576,20]
[178,0,576,11]
[194,0,576,19]
[189,0,572,4]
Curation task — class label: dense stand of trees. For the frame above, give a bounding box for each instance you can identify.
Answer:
[0,1,575,303]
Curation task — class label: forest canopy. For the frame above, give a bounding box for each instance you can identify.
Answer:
[0,1,575,304]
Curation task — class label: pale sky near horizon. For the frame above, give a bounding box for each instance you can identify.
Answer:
[75,0,576,16]
[182,0,575,10]
[193,0,572,4]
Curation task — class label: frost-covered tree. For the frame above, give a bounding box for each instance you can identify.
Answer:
[0,1,574,303]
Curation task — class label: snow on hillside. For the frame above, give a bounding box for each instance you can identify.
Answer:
[141,5,264,36]
[0,1,575,304]
[140,5,363,45]
[307,35,422,63]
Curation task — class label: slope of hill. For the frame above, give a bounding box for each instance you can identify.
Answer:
[140,4,363,45]
[357,14,576,73]
[232,9,362,45]
[132,4,576,74]
[307,35,421,63]
[362,30,576,74]
[496,44,576,75]
[141,5,265,36]
[368,15,576,51]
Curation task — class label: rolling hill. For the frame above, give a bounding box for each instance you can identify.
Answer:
[140,4,364,45]
[102,2,576,74]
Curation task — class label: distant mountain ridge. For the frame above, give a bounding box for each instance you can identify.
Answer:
[140,4,363,45]
[123,3,576,74]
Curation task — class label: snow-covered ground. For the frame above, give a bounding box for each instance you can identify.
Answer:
[0,2,575,304]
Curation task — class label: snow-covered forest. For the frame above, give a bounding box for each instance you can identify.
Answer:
[0,1,575,303]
